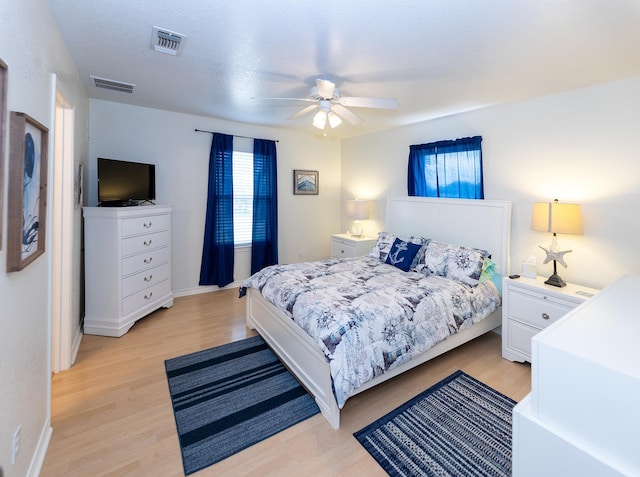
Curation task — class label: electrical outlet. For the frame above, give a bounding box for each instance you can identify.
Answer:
[11,426,20,465]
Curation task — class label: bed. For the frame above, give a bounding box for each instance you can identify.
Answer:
[242,197,511,429]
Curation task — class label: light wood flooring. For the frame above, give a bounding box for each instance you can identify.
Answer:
[41,288,531,477]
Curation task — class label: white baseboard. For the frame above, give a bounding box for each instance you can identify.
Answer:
[27,420,52,477]
[71,324,83,365]
[172,280,244,298]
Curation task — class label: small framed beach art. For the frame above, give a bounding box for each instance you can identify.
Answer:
[293,169,319,195]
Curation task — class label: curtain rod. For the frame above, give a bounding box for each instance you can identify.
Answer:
[194,128,279,143]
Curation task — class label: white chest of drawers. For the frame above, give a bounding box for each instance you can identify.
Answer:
[512,275,640,476]
[83,205,174,337]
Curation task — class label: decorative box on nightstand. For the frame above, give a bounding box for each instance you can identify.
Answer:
[502,275,599,362]
[331,233,376,258]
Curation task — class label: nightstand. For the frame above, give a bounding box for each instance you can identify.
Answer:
[502,275,599,362]
[331,234,376,258]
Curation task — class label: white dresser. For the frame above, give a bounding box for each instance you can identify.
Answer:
[83,205,174,337]
[512,274,640,476]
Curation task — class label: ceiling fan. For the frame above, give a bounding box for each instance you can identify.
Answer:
[260,78,399,129]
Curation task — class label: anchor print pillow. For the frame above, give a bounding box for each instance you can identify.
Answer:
[368,231,428,263]
[384,238,423,272]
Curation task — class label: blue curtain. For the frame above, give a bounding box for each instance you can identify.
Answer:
[408,136,484,199]
[251,139,278,274]
[199,133,235,287]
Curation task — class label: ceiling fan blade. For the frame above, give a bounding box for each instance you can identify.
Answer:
[331,104,363,125]
[338,96,399,110]
[316,79,336,99]
[288,104,318,120]
[252,96,316,103]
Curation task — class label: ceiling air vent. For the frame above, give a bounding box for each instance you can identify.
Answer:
[90,76,135,94]
[152,26,187,56]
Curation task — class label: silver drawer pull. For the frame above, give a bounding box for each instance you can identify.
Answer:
[144,222,152,228]
[144,292,153,300]
[542,312,550,320]
[144,239,153,246]
[144,275,153,282]
[144,257,153,264]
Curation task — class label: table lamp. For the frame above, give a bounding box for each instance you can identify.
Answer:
[531,199,583,287]
[346,199,370,237]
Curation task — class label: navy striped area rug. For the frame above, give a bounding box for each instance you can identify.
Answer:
[354,370,516,477]
[165,335,320,475]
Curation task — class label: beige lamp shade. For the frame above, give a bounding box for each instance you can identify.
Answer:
[346,199,370,221]
[531,200,583,235]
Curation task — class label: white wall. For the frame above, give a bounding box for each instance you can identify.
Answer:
[88,100,341,295]
[341,77,640,291]
[0,1,89,476]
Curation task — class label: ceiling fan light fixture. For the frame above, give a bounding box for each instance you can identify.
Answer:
[268,78,397,129]
[327,111,342,128]
[313,110,327,129]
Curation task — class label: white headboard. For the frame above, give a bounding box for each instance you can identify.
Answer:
[384,197,512,277]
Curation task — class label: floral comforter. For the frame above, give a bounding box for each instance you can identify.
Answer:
[241,256,501,408]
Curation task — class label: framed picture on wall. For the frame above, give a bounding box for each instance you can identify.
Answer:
[293,169,319,195]
[0,59,7,250]
[7,112,49,272]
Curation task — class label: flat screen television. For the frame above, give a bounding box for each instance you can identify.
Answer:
[97,158,156,206]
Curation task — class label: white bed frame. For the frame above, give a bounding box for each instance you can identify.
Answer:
[246,197,512,429]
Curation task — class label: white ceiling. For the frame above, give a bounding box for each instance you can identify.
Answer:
[48,0,640,139]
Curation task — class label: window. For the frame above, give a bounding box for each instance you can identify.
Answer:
[232,150,253,245]
[408,136,484,199]
[200,133,277,287]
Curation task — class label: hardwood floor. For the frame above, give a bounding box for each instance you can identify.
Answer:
[41,288,531,477]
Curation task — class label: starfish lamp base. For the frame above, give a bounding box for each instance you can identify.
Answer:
[544,258,567,287]
[544,270,567,288]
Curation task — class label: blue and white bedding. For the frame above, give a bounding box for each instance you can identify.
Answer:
[241,254,501,408]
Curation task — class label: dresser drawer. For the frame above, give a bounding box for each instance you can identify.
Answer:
[121,213,170,238]
[508,289,574,329]
[122,246,170,276]
[122,279,172,317]
[122,263,170,298]
[121,230,169,257]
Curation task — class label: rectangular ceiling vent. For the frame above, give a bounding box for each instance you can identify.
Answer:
[152,26,187,56]
[90,76,135,94]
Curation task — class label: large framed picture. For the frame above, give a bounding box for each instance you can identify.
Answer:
[293,169,319,195]
[7,112,49,272]
[0,59,7,250]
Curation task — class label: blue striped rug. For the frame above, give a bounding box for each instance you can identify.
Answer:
[354,370,516,477]
[165,335,320,475]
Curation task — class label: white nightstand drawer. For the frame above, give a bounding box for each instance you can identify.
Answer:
[122,279,172,316]
[509,289,573,329]
[121,230,169,257]
[122,263,170,297]
[122,246,170,276]
[331,234,376,258]
[332,240,357,258]
[506,319,540,358]
[502,276,599,363]
[121,214,170,237]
